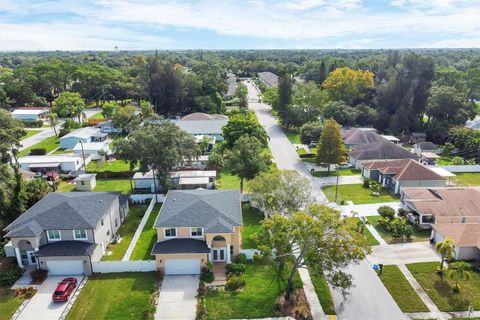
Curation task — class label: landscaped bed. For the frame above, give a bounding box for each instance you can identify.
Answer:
[241,204,263,249]
[66,272,157,320]
[322,184,399,204]
[0,287,24,320]
[378,265,430,312]
[130,204,162,260]
[57,178,132,194]
[406,262,480,311]
[19,135,60,156]
[367,216,431,244]
[101,204,148,261]
[345,217,380,246]
[204,263,303,319]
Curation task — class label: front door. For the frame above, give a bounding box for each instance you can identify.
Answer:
[212,248,225,261]
[27,251,37,265]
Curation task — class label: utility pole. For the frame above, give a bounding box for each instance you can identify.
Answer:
[79,140,87,173]
[334,169,340,203]
[152,167,158,203]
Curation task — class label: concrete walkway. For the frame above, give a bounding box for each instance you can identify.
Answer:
[298,267,326,319]
[155,275,199,320]
[314,175,363,186]
[366,224,387,245]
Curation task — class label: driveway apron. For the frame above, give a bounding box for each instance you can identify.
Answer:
[155,275,199,320]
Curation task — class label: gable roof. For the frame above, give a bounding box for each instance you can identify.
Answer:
[349,139,417,161]
[4,192,119,237]
[433,223,480,248]
[155,190,242,233]
[416,142,437,150]
[412,132,427,137]
[258,72,279,87]
[60,127,102,140]
[173,119,228,135]
[342,128,382,145]
[181,113,228,121]
[363,159,445,181]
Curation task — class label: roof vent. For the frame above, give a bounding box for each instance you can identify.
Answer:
[99,200,103,203]
[173,198,176,202]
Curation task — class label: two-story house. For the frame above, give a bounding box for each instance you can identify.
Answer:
[151,189,242,275]
[3,192,129,276]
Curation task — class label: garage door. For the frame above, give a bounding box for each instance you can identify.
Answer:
[47,260,84,275]
[164,259,200,275]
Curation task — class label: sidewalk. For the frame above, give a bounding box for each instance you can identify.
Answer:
[298,267,326,320]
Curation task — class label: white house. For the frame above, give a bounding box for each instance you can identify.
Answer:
[73,141,110,160]
[18,154,89,173]
[133,170,217,191]
[11,108,48,121]
[60,127,108,149]
[96,120,122,134]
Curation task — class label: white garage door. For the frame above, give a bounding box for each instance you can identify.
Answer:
[47,260,84,275]
[164,259,200,275]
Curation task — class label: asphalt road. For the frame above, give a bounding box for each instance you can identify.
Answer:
[19,126,59,151]
[245,80,408,320]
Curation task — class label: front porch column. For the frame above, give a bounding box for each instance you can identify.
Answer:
[207,245,212,261]
[226,244,231,263]
[14,248,23,268]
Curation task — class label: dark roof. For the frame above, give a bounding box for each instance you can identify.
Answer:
[412,132,427,137]
[257,72,278,87]
[342,128,382,145]
[416,141,438,150]
[180,113,228,121]
[119,195,129,205]
[151,238,210,255]
[33,241,97,257]
[4,192,119,237]
[155,190,242,233]
[349,139,417,161]
[363,159,445,181]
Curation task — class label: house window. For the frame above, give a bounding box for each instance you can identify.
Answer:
[73,229,87,240]
[461,217,466,223]
[47,230,61,241]
[81,181,85,185]
[101,218,104,226]
[115,219,118,228]
[164,228,177,238]
[421,215,435,224]
[107,230,110,237]
[230,245,234,257]
[191,228,203,237]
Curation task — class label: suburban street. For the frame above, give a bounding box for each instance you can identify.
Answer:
[246,80,408,320]
[19,126,58,151]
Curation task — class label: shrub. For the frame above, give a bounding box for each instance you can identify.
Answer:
[197,281,208,297]
[451,156,465,165]
[300,122,322,145]
[397,208,407,218]
[200,271,214,283]
[369,180,381,193]
[225,276,245,291]
[404,224,414,239]
[363,178,371,188]
[22,120,43,128]
[59,128,71,137]
[0,266,23,286]
[226,263,246,275]
[24,286,36,298]
[236,253,247,264]
[378,206,395,220]
[30,268,48,283]
[30,148,47,155]
[299,153,315,159]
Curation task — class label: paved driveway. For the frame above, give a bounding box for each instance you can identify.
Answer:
[155,275,199,320]
[368,242,441,265]
[17,276,83,320]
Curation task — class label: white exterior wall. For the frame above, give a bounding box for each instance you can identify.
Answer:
[92,260,156,273]
[456,246,480,261]
[12,114,41,120]
[432,165,480,173]
[93,198,121,257]
[60,136,90,149]
[396,180,447,194]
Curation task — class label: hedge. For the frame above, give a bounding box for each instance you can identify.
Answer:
[299,153,316,159]
[22,119,43,128]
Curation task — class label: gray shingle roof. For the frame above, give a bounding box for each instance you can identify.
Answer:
[4,192,119,237]
[151,238,210,254]
[342,128,383,145]
[258,72,279,87]
[349,139,417,161]
[416,142,438,150]
[172,119,228,135]
[155,190,242,233]
[33,241,97,257]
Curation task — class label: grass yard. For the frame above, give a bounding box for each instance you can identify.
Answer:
[454,172,480,186]
[19,135,60,156]
[345,217,380,246]
[57,178,132,194]
[87,159,134,173]
[322,184,399,205]
[205,263,303,319]
[21,129,41,140]
[130,204,162,261]
[437,156,454,165]
[242,204,263,249]
[312,169,361,177]
[367,216,431,244]
[52,148,72,154]
[66,272,157,320]
[378,265,429,312]
[0,287,24,320]
[308,269,336,315]
[101,205,147,261]
[285,130,301,144]
[88,112,106,120]
[407,262,480,311]
[216,169,250,191]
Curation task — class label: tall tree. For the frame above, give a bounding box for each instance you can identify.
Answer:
[235,82,248,108]
[53,92,86,122]
[101,101,118,119]
[277,70,294,129]
[47,112,59,136]
[222,110,268,148]
[25,178,51,208]
[318,61,327,85]
[112,105,136,131]
[316,119,347,174]
[0,109,26,164]
[322,67,374,105]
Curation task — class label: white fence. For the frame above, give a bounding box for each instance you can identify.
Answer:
[129,193,166,203]
[433,165,480,173]
[92,260,156,273]
[240,249,260,260]
[122,197,157,261]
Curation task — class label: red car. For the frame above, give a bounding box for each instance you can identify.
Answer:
[52,277,77,302]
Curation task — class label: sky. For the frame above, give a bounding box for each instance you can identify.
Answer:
[0,0,479,50]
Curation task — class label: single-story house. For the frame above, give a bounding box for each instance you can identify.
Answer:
[172,113,228,142]
[133,170,217,192]
[152,189,242,274]
[179,155,209,170]
[431,223,480,261]
[362,159,447,194]
[60,127,108,150]
[380,135,400,144]
[342,127,382,148]
[3,192,129,275]
[18,154,89,173]
[401,187,480,229]
[348,139,418,169]
[414,142,439,156]
[73,141,110,160]
[132,170,162,192]
[257,72,279,87]
[74,173,97,191]
[410,132,427,144]
[11,107,49,121]
[96,119,122,133]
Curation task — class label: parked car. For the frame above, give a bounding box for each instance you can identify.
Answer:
[336,163,354,169]
[52,277,77,302]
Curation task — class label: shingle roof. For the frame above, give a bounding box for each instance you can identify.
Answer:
[172,119,228,135]
[342,128,383,145]
[433,223,480,248]
[155,190,242,233]
[416,142,438,150]
[258,72,279,87]
[4,192,119,237]
[60,127,102,140]
[412,132,427,137]
[349,139,417,161]
[151,238,210,254]
[180,113,228,121]
[364,159,445,181]
[33,241,97,257]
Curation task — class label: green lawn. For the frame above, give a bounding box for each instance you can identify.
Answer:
[88,112,106,120]
[57,178,132,194]
[19,135,60,156]
[217,169,249,191]
[437,156,454,165]
[367,216,431,244]
[345,217,380,246]
[308,269,336,315]
[66,272,157,320]
[454,173,480,186]
[285,131,301,144]
[242,204,263,249]
[378,265,430,312]
[130,204,162,261]
[101,205,147,261]
[21,129,41,140]
[313,169,361,177]
[87,160,134,173]
[205,263,303,319]
[322,184,400,204]
[407,262,480,312]
[0,287,24,320]
[52,148,72,154]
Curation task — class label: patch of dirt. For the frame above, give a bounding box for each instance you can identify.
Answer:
[277,288,312,320]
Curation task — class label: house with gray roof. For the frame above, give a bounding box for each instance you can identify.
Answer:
[59,127,108,149]
[3,192,129,275]
[172,113,228,142]
[151,189,242,275]
[257,71,279,87]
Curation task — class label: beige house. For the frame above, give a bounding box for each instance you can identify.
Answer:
[151,189,242,275]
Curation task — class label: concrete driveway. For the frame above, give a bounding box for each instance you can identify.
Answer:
[17,276,83,320]
[368,242,441,265]
[155,275,199,320]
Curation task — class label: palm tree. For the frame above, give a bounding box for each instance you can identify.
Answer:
[48,112,59,136]
[449,261,471,292]
[25,178,51,207]
[351,211,371,233]
[435,238,455,274]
